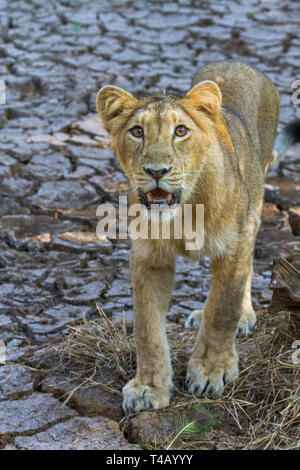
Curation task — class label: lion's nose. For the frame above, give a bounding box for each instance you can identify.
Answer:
[143,166,172,182]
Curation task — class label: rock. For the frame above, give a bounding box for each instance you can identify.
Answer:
[126,411,176,446]
[4,347,27,363]
[90,175,128,193]
[13,117,47,130]
[261,202,287,228]
[0,364,34,400]
[0,214,79,238]
[26,152,72,181]
[125,407,217,448]
[78,157,113,174]
[26,132,69,146]
[264,183,280,204]
[43,304,90,322]
[71,115,110,139]
[0,314,12,327]
[67,145,114,161]
[41,371,123,421]
[289,208,300,236]
[0,283,53,309]
[50,236,102,253]
[62,280,106,305]
[269,255,300,313]
[68,134,100,147]
[58,230,111,247]
[0,195,28,216]
[29,181,99,210]
[265,179,300,211]
[0,392,77,446]
[16,316,71,341]
[66,165,95,180]
[2,444,18,450]
[0,177,34,197]
[104,279,132,298]
[275,189,300,211]
[0,166,11,178]
[14,416,139,450]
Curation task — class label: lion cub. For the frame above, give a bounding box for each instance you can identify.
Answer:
[96,61,300,413]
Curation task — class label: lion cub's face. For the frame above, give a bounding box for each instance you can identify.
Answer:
[96,81,222,208]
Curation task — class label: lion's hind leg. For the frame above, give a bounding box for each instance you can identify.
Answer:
[236,259,256,337]
[185,282,256,337]
[184,309,203,330]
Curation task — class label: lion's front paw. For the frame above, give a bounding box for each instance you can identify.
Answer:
[186,349,238,397]
[122,379,172,414]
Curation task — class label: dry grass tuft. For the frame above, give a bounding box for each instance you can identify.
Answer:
[54,306,136,392]
[39,305,299,450]
[262,309,300,356]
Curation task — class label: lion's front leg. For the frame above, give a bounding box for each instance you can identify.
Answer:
[123,242,175,413]
[186,246,252,397]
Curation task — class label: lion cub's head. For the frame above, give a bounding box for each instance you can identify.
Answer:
[96,81,222,209]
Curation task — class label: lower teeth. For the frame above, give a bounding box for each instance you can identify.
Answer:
[147,194,172,204]
[147,198,169,205]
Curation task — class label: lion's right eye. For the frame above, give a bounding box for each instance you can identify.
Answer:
[174,125,189,137]
[130,126,144,138]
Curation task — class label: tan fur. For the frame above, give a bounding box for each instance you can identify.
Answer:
[96,61,280,412]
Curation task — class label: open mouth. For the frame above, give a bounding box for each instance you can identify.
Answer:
[138,187,181,209]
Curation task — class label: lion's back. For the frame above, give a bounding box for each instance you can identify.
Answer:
[193,61,280,170]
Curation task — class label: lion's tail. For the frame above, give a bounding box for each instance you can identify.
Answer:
[271,118,300,164]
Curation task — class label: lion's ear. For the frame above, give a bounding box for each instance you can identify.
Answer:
[96,86,138,134]
[181,80,222,121]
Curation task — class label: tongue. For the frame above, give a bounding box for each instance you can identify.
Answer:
[148,188,169,200]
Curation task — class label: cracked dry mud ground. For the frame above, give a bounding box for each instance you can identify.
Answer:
[0,0,299,450]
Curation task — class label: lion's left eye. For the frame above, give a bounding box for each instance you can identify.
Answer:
[174,125,189,137]
[130,126,144,138]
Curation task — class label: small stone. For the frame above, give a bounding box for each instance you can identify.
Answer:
[0,364,34,400]
[127,411,176,446]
